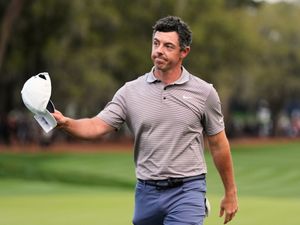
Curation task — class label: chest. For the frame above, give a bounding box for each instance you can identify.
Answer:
[126,84,206,129]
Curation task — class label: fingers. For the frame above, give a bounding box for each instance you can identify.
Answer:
[51,110,66,128]
[52,109,62,117]
[224,211,235,224]
[220,206,238,224]
[219,196,238,224]
[219,207,224,217]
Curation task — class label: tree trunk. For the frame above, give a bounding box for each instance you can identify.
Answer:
[0,0,24,71]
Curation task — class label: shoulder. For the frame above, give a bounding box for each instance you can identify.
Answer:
[124,74,148,87]
[114,73,148,97]
[185,71,216,101]
[188,72,213,90]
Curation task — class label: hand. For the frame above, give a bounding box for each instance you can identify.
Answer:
[219,193,238,224]
[52,109,68,128]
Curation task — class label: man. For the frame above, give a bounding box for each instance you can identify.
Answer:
[53,16,238,225]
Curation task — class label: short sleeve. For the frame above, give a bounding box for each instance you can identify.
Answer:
[202,87,225,135]
[97,86,127,130]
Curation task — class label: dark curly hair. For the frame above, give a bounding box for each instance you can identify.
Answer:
[152,16,192,50]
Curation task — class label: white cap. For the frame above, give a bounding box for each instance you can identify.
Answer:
[21,72,57,133]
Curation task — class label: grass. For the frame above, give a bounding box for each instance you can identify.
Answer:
[0,152,136,188]
[0,180,134,225]
[0,140,300,225]
[206,141,300,198]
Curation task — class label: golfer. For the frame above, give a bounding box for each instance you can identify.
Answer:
[53,16,238,225]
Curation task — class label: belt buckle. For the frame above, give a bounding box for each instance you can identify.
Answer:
[156,178,183,190]
[156,180,169,189]
[169,178,183,187]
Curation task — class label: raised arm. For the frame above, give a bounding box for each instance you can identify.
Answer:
[207,130,238,224]
[52,110,115,139]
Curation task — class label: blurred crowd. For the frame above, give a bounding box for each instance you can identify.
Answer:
[0,110,57,147]
[228,104,300,138]
[1,107,300,147]
[0,110,129,147]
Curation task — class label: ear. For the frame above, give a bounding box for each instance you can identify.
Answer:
[180,46,190,59]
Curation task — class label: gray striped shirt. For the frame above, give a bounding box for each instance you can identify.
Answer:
[98,67,225,180]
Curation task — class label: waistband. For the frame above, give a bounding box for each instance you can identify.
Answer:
[137,174,206,189]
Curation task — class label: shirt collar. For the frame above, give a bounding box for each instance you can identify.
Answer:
[146,66,190,84]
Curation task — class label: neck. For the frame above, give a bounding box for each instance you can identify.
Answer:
[154,66,182,85]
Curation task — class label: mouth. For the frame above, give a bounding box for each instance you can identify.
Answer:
[154,57,167,64]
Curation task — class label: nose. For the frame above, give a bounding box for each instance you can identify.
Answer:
[154,44,164,55]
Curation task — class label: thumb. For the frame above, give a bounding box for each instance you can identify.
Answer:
[219,207,225,217]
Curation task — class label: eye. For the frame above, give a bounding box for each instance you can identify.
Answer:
[153,40,159,47]
[166,44,175,50]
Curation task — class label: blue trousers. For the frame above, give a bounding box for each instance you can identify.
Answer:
[133,178,207,225]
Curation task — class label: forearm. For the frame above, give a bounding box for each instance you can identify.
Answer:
[210,144,237,195]
[208,132,237,195]
[208,131,238,223]
[60,117,107,139]
[53,110,114,139]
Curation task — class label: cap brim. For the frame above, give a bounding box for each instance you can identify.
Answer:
[34,110,57,133]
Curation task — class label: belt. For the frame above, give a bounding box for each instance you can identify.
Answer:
[138,174,205,190]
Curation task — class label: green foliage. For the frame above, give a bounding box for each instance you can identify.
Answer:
[0,0,300,132]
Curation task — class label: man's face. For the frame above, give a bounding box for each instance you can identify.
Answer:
[151,31,189,72]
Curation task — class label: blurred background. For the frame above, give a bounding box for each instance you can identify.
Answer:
[1,0,300,146]
[1,1,300,225]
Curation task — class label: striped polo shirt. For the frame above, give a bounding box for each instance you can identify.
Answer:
[98,67,225,180]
